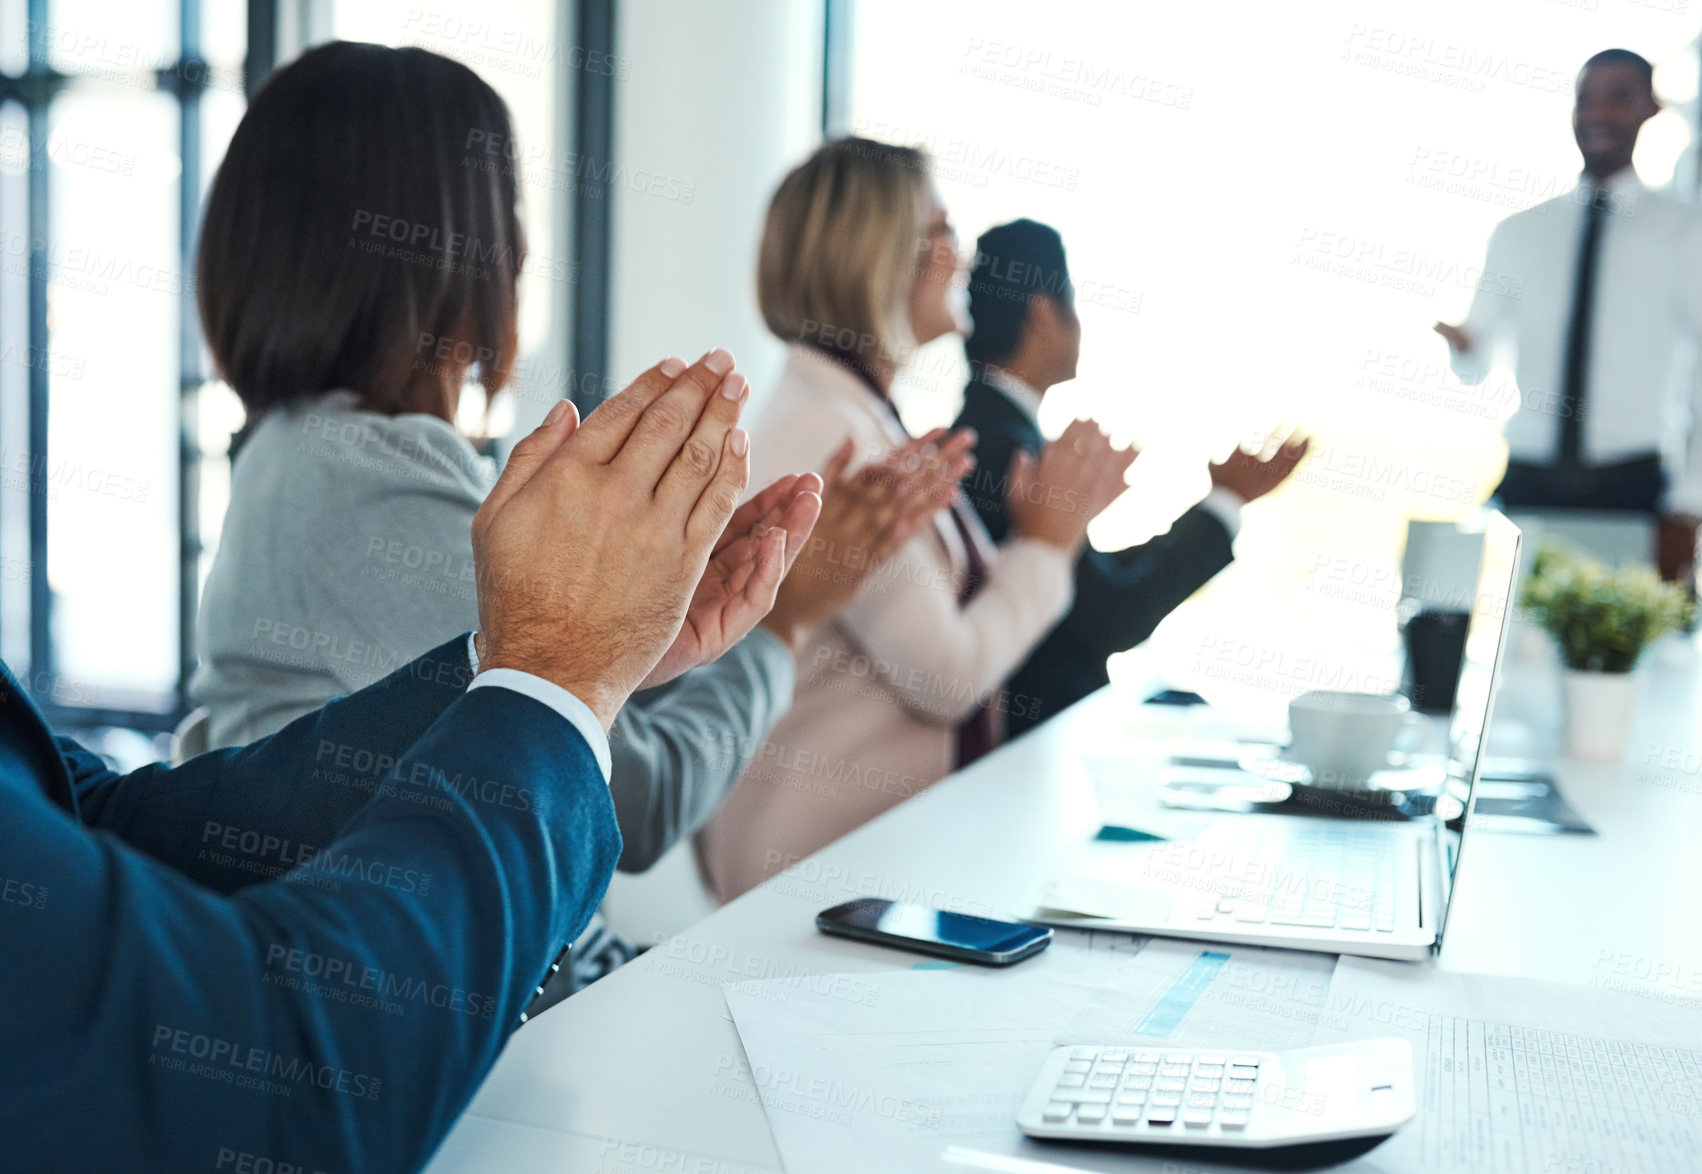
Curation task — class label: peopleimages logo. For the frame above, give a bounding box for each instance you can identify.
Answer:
[264,944,497,1019]
[348,209,516,267]
[958,37,1195,110]
[1292,227,1526,300]
[0,230,193,298]
[1,874,48,911]
[149,1025,383,1101]
[214,1146,329,1174]
[1341,25,1573,96]
[312,740,537,813]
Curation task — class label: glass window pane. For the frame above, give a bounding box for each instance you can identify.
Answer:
[202,0,246,71]
[199,84,244,200]
[45,86,179,709]
[44,0,177,77]
[195,378,244,596]
[330,0,565,387]
[0,0,27,74]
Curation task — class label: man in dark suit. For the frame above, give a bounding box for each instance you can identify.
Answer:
[0,353,772,1174]
[956,220,1307,736]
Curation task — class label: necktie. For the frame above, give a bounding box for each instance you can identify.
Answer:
[1557,187,1611,467]
[810,346,1002,767]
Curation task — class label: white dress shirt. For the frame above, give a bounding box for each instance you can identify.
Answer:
[980,366,1245,536]
[465,632,612,782]
[1451,169,1702,514]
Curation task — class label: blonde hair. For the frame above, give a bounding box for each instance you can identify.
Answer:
[757,138,930,366]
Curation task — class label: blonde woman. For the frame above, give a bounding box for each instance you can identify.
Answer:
[697,139,1134,901]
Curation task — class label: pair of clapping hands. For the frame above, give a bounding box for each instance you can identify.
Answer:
[472,350,980,729]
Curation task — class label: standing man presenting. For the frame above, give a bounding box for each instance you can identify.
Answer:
[1435,49,1702,581]
[956,219,1306,735]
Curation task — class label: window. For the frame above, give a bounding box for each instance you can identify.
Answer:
[0,0,249,730]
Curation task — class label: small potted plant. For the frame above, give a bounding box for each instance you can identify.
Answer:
[1519,542,1695,761]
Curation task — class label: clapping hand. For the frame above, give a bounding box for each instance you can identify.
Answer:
[1208,437,1311,504]
[759,428,978,647]
[638,468,825,688]
[1007,418,1138,556]
[471,349,756,728]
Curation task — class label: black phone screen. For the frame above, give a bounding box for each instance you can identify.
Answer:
[817,899,1049,957]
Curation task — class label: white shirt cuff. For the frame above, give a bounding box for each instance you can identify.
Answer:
[463,633,613,783]
[1197,487,1245,538]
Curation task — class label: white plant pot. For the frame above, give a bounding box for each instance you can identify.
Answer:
[1561,670,1640,762]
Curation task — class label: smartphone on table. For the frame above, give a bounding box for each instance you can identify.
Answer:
[816,898,1051,966]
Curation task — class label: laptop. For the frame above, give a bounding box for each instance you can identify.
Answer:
[1028,513,1520,962]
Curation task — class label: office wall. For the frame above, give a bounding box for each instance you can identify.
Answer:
[608,0,825,409]
[599,1,825,943]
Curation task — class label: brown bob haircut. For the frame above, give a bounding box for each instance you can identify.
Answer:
[197,41,525,420]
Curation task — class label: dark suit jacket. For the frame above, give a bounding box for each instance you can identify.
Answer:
[955,380,1235,736]
[0,636,619,1174]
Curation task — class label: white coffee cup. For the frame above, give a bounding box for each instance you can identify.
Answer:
[1287,690,1410,787]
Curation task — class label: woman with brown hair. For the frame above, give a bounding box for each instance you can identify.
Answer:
[191,46,966,988]
[696,138,1135,901]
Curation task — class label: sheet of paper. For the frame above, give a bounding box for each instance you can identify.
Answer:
[1313,957,1702,1173]
[720,934,1335,1174]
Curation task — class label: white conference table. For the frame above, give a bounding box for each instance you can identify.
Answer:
[426,633,1702,1173]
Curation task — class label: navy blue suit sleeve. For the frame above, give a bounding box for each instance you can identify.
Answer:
[1,685,619,1174]
[67,637,475,894]
[1070,506,1234,651]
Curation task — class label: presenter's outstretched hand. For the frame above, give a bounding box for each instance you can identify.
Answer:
[471,349,753,729]
[1209,437,1311,504]
[1433,321,1472,352]
[1657,512,1700,586]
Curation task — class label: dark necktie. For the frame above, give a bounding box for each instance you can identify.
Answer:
[1558,187,1611,467]
[810,346,1001,767]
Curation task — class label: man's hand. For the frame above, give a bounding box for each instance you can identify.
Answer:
[1657,512,1700,586]
[759,429,978,648]
[470,350,753,730]
[638,469,826,687]
[1208,437,1311,504]
[1433,321,1473,353]
[1007,418,1137,556]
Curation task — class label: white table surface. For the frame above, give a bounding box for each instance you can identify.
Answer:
[426,634,1702,1173]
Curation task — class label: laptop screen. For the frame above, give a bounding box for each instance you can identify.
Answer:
[1434,512,1522,944]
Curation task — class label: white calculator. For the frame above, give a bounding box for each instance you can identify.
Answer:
[1016,1039,1415,1150]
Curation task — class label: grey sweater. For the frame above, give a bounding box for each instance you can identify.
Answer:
[193,392,795,874]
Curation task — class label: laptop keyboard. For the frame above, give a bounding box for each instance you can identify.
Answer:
[1185,824,1402,933]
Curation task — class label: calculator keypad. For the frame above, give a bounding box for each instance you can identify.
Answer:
[1041,1047,1262,1133]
